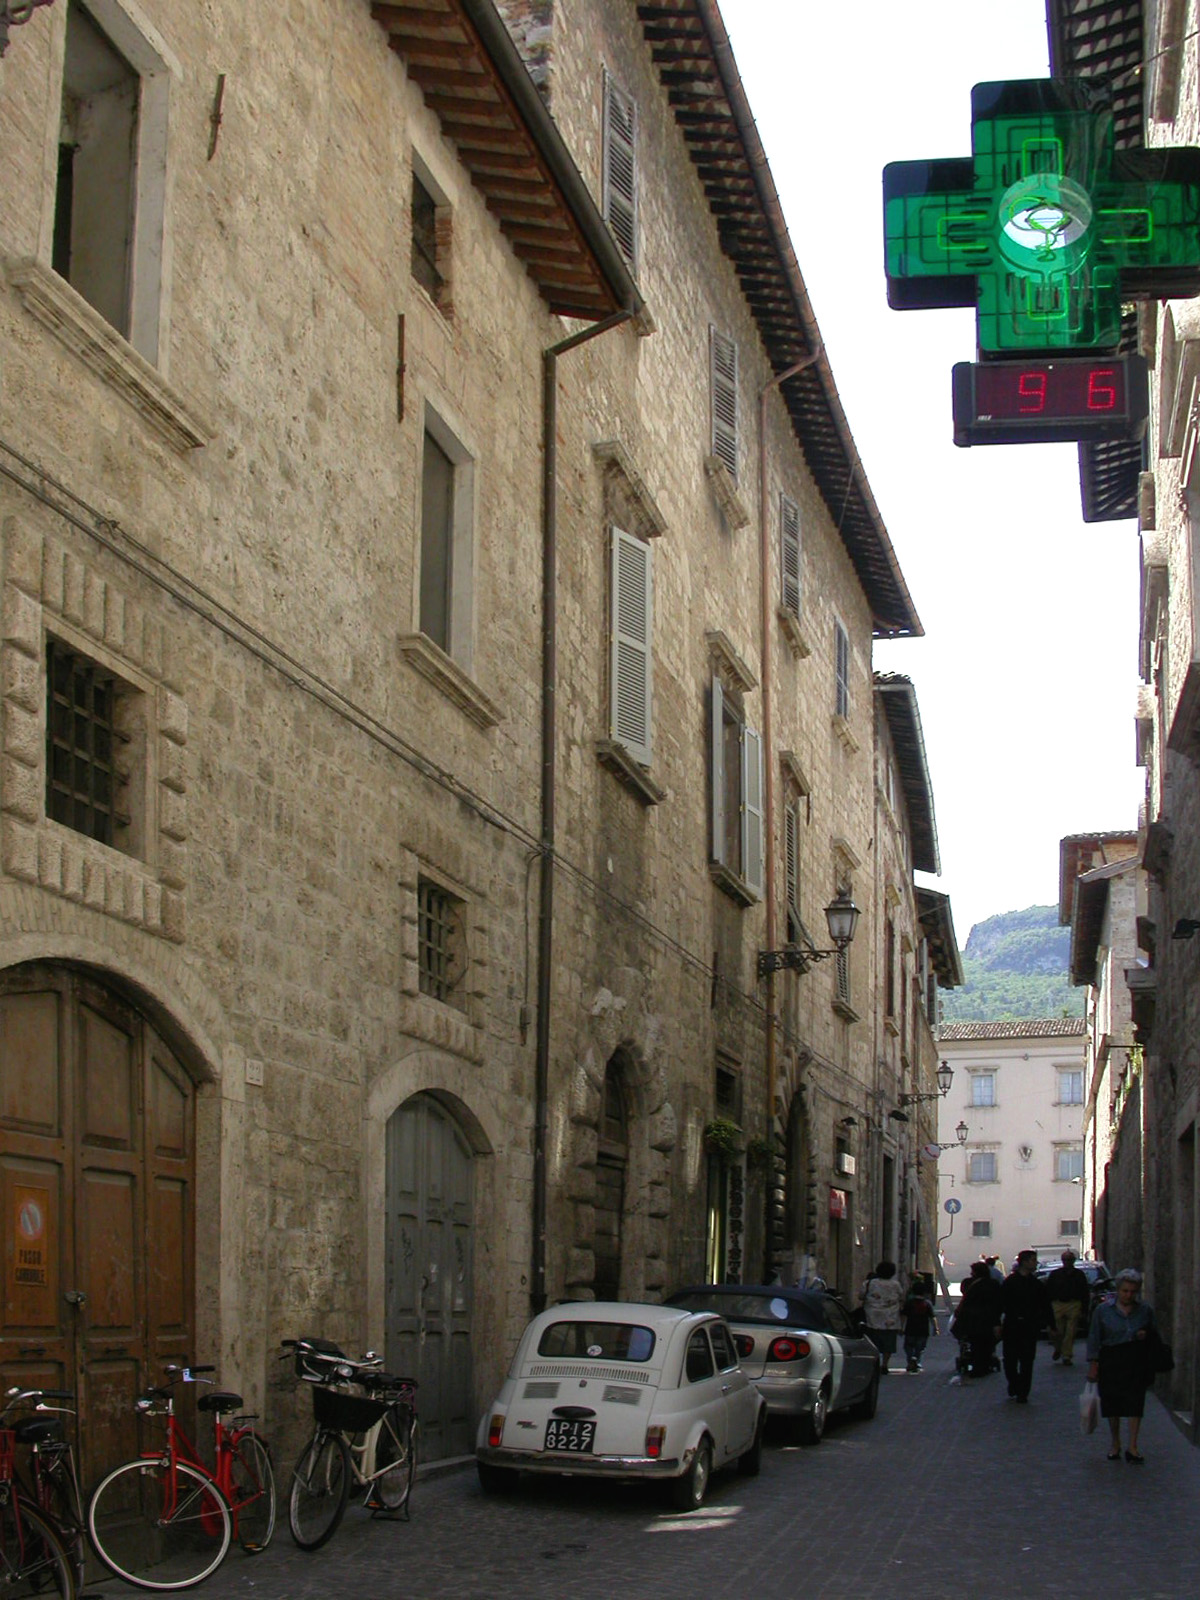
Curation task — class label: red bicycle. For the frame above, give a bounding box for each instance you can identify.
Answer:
[87,1363,275,1591]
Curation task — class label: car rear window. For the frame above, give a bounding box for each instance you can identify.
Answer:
[668,1291,829,1332]
[536,1321,656,1362]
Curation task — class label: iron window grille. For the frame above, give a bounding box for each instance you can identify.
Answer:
[411,174,443,301]
[45,638,130,846]
[417,877,465,1006]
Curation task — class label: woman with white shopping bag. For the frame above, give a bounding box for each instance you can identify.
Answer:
[1085,1268,1157,1463]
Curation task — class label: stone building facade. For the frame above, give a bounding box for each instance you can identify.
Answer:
[0,0,954,1477]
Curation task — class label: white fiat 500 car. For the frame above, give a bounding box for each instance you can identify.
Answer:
[475,1301,766,1510]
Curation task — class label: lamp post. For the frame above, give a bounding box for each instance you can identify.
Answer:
[757,888,861,978]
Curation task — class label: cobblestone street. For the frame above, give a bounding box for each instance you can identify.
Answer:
[87,1331,1200,1600]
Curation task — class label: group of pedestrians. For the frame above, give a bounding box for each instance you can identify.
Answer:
[949,1248,1166,1463]
[860,1261,938,1374]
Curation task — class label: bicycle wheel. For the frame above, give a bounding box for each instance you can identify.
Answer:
[372,1406,417,1512]
[228,1432,276,1553]
[35,1450,88,1594]
[88,1457,232,1590]
[0,1496,74,1597]
[287,1430,350,1551]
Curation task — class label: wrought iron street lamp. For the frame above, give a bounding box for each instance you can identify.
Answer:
[1,1,55,56]
[898,1059,954,1107]
[757,889,860,978]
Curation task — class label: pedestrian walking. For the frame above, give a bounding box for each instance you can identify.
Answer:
[1000,1248,1053,1402]
[985,1254,1004,1284]
[1046,1248,1091,1365]
[861,1260,904,1374]
[951,1261,1002,1377]
[902,1279,937,1372]
[1086,1267,1158,1463]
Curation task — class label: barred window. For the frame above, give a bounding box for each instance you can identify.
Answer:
[411,173,443,301]
[417,877,466,1007]
[45,636,144,853]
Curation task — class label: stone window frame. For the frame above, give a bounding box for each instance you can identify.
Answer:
[966,1150,998,1185]
[416,874,468,1011]
[398,849,487,1062]
[410,148,454,318]
[6,0,211,454]
[970,1070,997,1108]
[707,631,761,905]
[1,521,187,941]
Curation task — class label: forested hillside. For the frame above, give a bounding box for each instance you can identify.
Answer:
[939,905,1081,1022]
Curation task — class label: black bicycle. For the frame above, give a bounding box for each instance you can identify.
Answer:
[283,1338,417,1552]
[5,1386,87,1594]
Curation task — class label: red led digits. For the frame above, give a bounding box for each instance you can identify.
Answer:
[1017,370,1047,412]
[1087,368,1117,410]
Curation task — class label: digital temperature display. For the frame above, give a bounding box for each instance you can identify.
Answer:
[952,354,1149,446]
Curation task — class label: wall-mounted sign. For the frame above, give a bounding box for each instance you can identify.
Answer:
[6,1179,55,1326]
[829,1187,848,1220]
[885,79,1200,355]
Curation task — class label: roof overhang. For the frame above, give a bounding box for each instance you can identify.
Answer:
[636,0,921,638]
[1058,831,1139,924]
[875,674,939,874]
[370,0,641,320]
[917,888,964,989]
[1068,854,1138,984]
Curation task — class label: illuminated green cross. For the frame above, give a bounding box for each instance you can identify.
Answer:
[884,79,1200,353]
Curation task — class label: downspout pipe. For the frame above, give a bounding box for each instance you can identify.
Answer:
[759,346,821,1280]
[533,308,635,1315]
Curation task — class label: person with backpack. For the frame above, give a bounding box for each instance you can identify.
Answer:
[902,1277,938,1372]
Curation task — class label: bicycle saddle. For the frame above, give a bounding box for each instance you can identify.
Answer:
[13,1417,61,1444]
[197,1390,243,1413]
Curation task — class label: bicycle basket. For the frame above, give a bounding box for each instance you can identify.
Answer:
[0,1429,14,1482]
[294,1337,346,1381]
[312,1384,389,1434]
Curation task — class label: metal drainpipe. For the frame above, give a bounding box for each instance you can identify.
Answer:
[533,309,635,1316]
[759,346,821,1280]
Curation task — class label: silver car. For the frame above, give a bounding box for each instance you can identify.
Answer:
[666,1286,881,1444]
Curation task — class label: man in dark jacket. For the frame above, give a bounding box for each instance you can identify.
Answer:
[1045,1249,1091,1365]
[1000,1249,1053,1402]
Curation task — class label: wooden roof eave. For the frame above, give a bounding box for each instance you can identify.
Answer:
[370,0,641,323]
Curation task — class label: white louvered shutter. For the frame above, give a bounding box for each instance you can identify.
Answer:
[742,724,763,896]
[780,495,801,616]
[710,675,726,866]
[784,801,800,934]
[610,527,652,766]
[603,74,638,273]
[710,328,739,483]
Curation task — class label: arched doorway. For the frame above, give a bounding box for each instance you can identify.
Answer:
[594,1054,630,1300]
[0,963,196,1486]
[385,1093,474,1461]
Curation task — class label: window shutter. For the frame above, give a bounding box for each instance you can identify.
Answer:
[710,675,726,866]
[784,802,800,933]
[742,724,763,896]
[709,327,739,483]
[610,526,652,766]
[780,495,801,616]
[835,621,850,717]
[603,73,638,273]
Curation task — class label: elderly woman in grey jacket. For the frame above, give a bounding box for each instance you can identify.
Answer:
[862,1261,904,1374]
[1086,1268,1157,1463]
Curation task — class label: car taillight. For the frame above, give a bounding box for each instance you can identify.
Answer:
[488,1413,505,1448]
[734,1334,754,1359]
[768,1336,811,1362]
[645,1425,666,1458]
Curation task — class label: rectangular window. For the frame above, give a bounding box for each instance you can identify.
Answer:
[602,71,637,273]
[54,0,169,361]
[1060,1219,1081,1236]
[418,410,474,666]
[411,173,443,300]
[971,1219,993,1238]
[967,1152,997,1184]
[417,877,467,1008]
[709,328,739,483]
[780,494,801,617]
[45,636,145,857]
[784,798,803,943]
[971,1073,996,1108]
[1058,1070,1084,1104]
[834,620,850,718]
[884,917,896,1018]
[610,526,652,766]
[709,676,762,898]
[1055,1147,1084,1182]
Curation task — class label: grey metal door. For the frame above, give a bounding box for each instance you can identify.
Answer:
[385,1094,473,1461]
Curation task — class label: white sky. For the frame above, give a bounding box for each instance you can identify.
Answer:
[719,0,1146,945]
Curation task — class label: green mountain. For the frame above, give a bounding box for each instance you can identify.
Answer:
[939,904,1082,1022]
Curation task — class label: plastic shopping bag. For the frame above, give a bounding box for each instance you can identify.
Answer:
[1079,1380,1100,1435]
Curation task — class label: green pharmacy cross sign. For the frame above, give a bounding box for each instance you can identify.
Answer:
[884,79,1200,354]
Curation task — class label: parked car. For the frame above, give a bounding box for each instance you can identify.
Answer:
[475,1301,766,1510]
[664,1285,881,1444]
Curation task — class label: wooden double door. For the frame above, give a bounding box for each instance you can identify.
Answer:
[0,964,195,1488]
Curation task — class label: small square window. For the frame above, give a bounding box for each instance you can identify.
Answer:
[1060,1219,1081,1236]
[971,1219,993,1238]
[967,1152,996,1184]
[417,877,467,1008]
[1055,1147,1084,1182]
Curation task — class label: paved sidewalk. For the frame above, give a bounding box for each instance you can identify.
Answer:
[85,1335,1200,1600]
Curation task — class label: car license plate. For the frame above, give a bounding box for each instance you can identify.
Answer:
[544,1417,595,1453]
